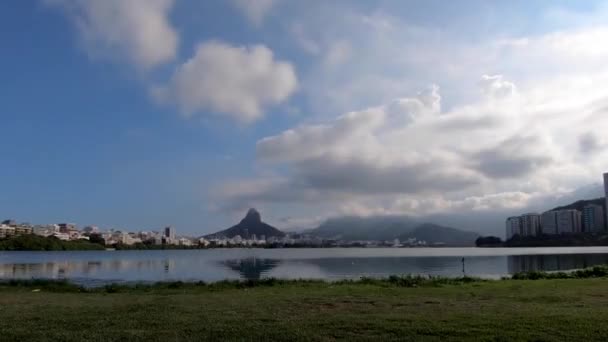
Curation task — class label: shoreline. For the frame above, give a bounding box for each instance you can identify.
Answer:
[2,264,608,291]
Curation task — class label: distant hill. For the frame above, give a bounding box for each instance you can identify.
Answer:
[309,215,479,246]
[398,223,479,246]
[550,197,605,212]
[205,209,286,239]
[309,215,418,241]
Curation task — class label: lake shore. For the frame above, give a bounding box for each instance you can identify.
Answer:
[2,269,608,341]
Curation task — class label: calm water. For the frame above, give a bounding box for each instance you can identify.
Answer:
[1,247,608,286]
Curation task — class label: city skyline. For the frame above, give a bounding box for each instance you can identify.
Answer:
[3,1,608,235]
[505,172,608,239]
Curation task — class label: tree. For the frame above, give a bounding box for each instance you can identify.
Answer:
[475,236,503,247]
[88,233,105,246]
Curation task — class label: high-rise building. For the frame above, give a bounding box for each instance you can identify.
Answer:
[506,216,522,239]
[58,223,77,233]
[541,211,559,235]
[604,172,608,231]
[521,213,541,236]
[557,210,582,234]
[583,204,605,233]
[164,226,176,240]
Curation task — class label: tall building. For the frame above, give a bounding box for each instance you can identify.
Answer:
[604,172,608,231]
[521,213,541,237]
[583,204,605,233]
[58,223,77,233]
[541,211,559,235]
[557,210,582,234]
[164,226,176,240]
[506,216,522,239]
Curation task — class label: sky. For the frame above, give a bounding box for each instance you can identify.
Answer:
[2,0,608,236]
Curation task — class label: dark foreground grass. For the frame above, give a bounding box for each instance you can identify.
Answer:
[1,273,608,341]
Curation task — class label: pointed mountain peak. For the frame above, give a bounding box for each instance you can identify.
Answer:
[242,208,262,224]
[204,207,285,239]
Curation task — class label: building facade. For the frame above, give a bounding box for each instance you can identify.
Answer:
[604,172,608,231]
[164,226,175,241]
[506,216,522,239]
[521,213,541,237]
[541,211,559,235]
[583,204,605,233]
[557,210,582,234]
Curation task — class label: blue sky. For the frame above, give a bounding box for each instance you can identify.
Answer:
[2,0,608,235]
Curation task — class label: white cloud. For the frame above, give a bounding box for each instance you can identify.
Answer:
[154,41,298,123]
[45,0,178,69]
[479,75,517,99]
[231,0,279,26]
[218,70,608,219]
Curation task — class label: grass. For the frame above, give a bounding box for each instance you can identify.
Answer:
[1,271,608,341]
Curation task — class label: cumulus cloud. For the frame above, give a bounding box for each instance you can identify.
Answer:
[231,0,279,26]
[471,135,553,179]
[154,41,298,123]
[479,75,517,99]
[44,0,178,69]
[218,68,608,220]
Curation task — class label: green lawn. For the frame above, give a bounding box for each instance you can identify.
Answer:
[1,278,608,341]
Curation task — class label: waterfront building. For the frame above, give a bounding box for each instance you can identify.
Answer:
[521,213,541,236]
[541,211,559,235]
[582,204,605,233]
[557,210,582,234]
[604,172,608,231]
[506,216,522,239]
[164,226,176,240]
[58,223,77,234]
[82,226,99,234]
[52,232,70,241]
[178,238,192,246]
[14,225,33,236]
[0,224,15,238]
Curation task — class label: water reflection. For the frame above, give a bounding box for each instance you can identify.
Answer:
[222,258,281,280]
[507,254,608,273]
[1,249,608,285]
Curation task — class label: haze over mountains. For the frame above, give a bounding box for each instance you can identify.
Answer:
[309,216,479,246]
[207,209,480,246]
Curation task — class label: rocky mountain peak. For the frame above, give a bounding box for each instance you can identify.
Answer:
[242,208,262,224]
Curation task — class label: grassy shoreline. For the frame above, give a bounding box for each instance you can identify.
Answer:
[2,268,608,341]
[2,264,608,292]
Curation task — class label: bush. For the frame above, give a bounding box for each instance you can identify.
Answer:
[0,235,105,251]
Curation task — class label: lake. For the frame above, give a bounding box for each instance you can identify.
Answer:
[2,247,608,286]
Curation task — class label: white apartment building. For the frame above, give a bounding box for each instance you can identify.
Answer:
[557,209,582,234]
[0,224,15,238]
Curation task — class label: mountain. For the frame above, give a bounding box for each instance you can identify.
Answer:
[309,215,479,245]
[205,208,286,239]
[550,197,605,212]
[398,223,479,246]
[309,215,418,241]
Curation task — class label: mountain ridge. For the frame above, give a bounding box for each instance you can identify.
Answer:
[205,208,286,239]
[308,215,479,246]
